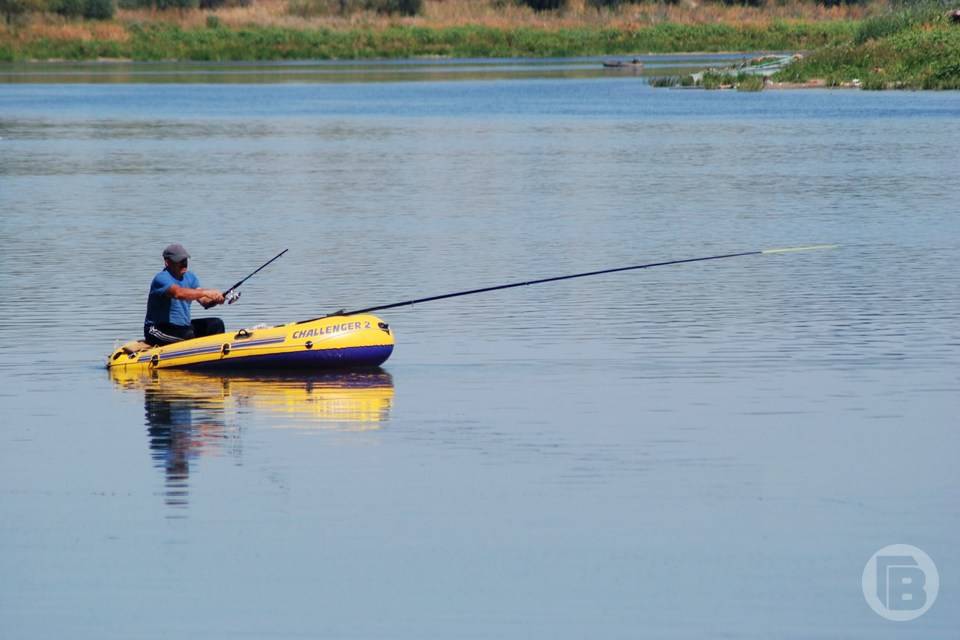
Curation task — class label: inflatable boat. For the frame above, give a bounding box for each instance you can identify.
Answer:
[106,313,394,371]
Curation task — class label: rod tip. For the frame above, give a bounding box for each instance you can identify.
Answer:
[761,244,840,255]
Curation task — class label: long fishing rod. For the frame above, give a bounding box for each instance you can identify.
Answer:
[211,248,289,307]
[317,245,837,319]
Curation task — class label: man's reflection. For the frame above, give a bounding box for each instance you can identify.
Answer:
[143,377,231,512]
[112,368,394,514]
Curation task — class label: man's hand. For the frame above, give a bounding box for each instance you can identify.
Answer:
[199,290,226,309]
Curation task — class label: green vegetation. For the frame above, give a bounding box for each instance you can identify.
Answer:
[0,21,858,61]
[2,0,44,24]
[1,0,959,90]
[117,0,250,9]
[50,0,114,18]
[371,0,422,15]
[733,72,766,90]
[648,75,680,87]
[519,0,566,10]
[651,69,768,90]
[643,3,960,90]
[773,3,960,88]
[287,0,420,17]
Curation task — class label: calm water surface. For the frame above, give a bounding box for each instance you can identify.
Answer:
[1,59,958,638]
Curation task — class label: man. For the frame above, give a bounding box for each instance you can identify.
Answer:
[144,244,226,346]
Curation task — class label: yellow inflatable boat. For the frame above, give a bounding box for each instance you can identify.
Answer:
[106,314,394,371]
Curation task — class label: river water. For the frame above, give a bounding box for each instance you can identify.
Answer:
[1,58,958,638]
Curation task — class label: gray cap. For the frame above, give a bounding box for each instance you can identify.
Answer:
[162,243,191,262]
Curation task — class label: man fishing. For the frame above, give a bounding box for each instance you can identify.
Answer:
[144,244,226,346]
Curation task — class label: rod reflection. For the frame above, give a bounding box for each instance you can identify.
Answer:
[109,368,394,513]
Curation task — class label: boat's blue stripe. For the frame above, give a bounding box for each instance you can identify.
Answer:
[160,345,223,360]
[136,335,289,364]
[231,337,286,350]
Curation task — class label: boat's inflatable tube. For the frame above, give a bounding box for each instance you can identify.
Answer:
[106,314,393,371]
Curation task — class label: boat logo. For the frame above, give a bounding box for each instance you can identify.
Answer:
[292,321,369,340]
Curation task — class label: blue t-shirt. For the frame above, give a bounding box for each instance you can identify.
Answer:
[144,268,200,327]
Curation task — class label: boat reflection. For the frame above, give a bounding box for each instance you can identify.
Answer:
[109,368,394,513]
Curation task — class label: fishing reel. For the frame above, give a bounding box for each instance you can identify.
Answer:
[226,290,241,305]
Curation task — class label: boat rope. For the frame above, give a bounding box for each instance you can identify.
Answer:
[313,245,837,320]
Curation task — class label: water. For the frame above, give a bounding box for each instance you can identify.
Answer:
[1,59,958,638]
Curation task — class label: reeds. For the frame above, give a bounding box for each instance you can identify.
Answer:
[651,69,768,89]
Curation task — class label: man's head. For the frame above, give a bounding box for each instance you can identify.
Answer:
[163,243,191,279]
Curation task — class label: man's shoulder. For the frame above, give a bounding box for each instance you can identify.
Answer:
[150,269,198,294]
[151,269,176,288]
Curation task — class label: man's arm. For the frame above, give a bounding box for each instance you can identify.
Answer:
[168,284,225,307]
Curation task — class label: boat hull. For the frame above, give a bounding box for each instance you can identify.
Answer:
[106,314,394,372]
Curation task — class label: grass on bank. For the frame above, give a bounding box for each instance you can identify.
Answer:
[642,3,960,90]
[0,18,860,61]
[0,0,878,61]
[772,4,960,88]
[2,0,959,90]
[4,0,880,31]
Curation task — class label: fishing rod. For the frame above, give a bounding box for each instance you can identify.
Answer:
[317,245,837,319]
[208,248,289,307]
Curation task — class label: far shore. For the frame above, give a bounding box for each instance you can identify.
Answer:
[2,0,959,89]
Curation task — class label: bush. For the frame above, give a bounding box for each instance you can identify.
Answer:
[121,0,196,7]
[366,0,421,14]
[156,0,197,8]
[51,0,114,18]
[288,0,418,16]
[588,0,664,8]
[200,0,250,8]
[519,0,566,11]
[119,0,247,8]
[2,0,45,24]
[52,0,85,16]
[84,0,114,18]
